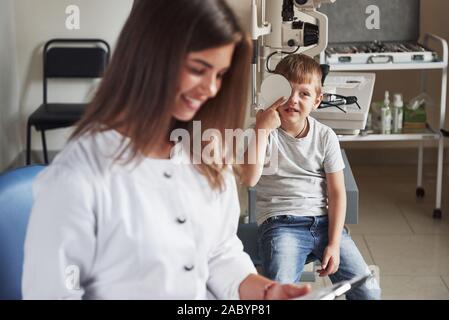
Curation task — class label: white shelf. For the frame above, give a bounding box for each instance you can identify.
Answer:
[329,61,446,72]
[323,34,448,72]
[321,33,448,216]
[338,129,440,142]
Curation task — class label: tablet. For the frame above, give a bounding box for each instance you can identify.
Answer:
[292,273,374,300]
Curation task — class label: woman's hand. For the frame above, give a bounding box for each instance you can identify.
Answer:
[255,97,287,133]
[317,244,340,277]
[239,274,311,300]
[264,282,312,300]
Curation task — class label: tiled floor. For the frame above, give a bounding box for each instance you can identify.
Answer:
[305,164,449,300]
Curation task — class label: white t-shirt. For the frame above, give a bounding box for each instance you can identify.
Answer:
[256,117,345,225]
[22,129,256,300]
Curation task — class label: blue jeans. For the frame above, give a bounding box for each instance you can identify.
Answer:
[258,215,381,300]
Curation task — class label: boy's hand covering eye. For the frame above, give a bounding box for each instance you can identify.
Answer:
[255,96,287,132]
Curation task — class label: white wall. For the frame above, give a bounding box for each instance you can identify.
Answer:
[8,0,247,165]
[13,0,133,162]
[0,0,21,171]
[227,0,251,30]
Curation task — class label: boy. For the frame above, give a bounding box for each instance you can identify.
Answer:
[241,54,380,300]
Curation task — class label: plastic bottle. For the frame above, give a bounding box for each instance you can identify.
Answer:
[392,93,404,134]
[381,91,392,134]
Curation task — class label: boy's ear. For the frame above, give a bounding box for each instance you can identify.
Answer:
[313,93,323,110]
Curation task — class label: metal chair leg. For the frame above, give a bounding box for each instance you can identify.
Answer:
[41,130,49,164]
[26,123,32,165]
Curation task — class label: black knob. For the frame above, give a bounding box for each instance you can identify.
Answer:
[295,0,309,5]
[320,64,330,85]
[303,22,319,47]
[287,39,296,47]
[282,0,294,22]
[163,171,172,179]
[184,265,195,272]
[292,20,304,30]
[177,217,187,224]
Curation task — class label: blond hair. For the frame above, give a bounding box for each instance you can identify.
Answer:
[274,54,322,94]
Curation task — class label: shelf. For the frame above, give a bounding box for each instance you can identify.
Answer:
[338,128,440,142]
[319,34,448,216]
[322,33,448,72]
[328,61,447,72]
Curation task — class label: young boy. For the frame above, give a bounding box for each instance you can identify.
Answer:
[241,54,380,300]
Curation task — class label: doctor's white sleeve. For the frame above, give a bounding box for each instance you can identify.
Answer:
[206,173,257,300]
[22,165,97,300]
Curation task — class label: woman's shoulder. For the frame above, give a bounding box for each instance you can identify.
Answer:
[50,130,127,179]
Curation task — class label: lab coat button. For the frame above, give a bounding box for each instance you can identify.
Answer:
[164,171,172,179]
[184,265,195,272]
[177,217,187,224]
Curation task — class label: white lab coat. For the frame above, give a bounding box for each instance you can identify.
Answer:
[22,130,256,300]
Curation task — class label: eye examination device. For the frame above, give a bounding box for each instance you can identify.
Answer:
[259,74,292,109]
[251,0,336,109]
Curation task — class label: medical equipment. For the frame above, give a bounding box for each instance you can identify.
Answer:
[320,0,439,66]
[320,93,361,114]
[259,74,292,109]
[252,1,376,134]
[251,0,336,108]
[380,91,392,135]
[325,41,437,65]
[258,73,363,114]
[392,93,404,134]
[311,72,375,133]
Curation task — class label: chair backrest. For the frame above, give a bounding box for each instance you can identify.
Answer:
[43,39,111,104]
[0,165,46,300]
[237,223,262,267]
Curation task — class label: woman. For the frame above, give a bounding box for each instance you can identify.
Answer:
[22,0,311,300]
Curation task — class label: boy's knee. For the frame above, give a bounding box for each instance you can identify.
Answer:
[346,278,381,300]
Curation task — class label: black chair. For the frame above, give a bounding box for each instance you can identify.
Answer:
[26,39,110,165]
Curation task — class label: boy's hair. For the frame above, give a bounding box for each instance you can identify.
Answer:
[274,54,323,95]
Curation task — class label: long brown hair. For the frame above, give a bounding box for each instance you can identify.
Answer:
[72,0,252,190]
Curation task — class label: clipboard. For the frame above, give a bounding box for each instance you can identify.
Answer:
[291,273,374,300]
